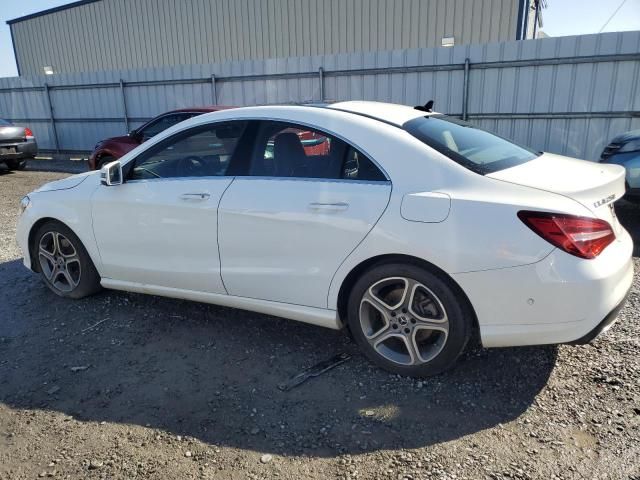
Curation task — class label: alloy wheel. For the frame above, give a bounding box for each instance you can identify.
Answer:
[38,231,82,293]
[359,276,449,366]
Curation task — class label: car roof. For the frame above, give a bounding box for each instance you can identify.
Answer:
[326,101,435,126]
[168,106,234,114]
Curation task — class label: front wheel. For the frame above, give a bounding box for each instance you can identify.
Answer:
[347,263,472,377]
[34,221,102,299]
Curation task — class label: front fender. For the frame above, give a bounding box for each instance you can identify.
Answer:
[17,179,103,274]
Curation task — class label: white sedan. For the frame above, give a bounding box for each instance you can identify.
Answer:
[16,102,634,377]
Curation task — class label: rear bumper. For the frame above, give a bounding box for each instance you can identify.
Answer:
[568,289,630,344]
[0,139,37,160]
[452,227,634,348]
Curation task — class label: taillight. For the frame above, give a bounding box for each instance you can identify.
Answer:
[24,127,34,137]
[518,210,615,259]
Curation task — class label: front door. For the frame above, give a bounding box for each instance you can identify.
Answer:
[92,122,247,293]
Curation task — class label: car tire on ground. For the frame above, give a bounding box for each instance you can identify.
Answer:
[347,262,472,377]
[5,159,28,170]
[34,221,102,299]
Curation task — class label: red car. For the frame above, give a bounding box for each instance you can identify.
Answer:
[88,107,232,170]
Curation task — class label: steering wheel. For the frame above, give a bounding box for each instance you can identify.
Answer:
[176,155,206,177]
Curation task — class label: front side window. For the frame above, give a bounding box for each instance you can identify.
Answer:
[404,115,539,174]
[249,121,386,181]
[139,113,195,141]
[129,122,246,180]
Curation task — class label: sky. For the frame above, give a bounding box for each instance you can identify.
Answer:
[1,0,639,78]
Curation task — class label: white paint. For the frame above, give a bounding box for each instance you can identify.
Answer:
[16,102,634,350]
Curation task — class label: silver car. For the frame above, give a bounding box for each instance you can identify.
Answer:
[0,119,38,171]
[600,129,640,202]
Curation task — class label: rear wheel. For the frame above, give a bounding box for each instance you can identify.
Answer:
[347,263,472,377]
[34,221,102,299]
[5,159,27,170]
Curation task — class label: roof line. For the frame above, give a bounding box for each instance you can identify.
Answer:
[319,105,404,129]
[6,0,102,25]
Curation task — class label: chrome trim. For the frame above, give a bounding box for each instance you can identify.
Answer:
[234,176,391,186]
[126,175,233,184]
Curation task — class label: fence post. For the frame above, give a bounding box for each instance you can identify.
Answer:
[43,82,60,153]
[119,79,129,133]
[211,74,217,104]
[462,58,470,121]
[318,67,325,102]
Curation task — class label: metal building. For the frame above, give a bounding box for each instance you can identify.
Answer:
[8,0,537,77]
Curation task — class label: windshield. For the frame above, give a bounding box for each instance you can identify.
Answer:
[404,115,540,174]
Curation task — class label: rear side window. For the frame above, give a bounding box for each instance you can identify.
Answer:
[248,121,386,181]
[404,115,539,174]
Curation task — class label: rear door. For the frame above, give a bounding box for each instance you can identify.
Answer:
[218,121,391,308]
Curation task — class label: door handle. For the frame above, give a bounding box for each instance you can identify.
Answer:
[180,193,210,201]
[308,202,349,212]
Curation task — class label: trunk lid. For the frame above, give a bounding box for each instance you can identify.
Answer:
[488,152,626,233]
[0,126,26,143]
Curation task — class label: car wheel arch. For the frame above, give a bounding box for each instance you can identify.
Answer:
[28,217,81,273]
[335,253,480,342]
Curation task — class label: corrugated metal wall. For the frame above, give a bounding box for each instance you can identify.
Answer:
[10,0,519,76]
[1,31,639,160]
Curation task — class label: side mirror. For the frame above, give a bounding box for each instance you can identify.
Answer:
[100,160,123,186]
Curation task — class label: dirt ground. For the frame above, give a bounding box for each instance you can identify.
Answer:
[0,159,638,480]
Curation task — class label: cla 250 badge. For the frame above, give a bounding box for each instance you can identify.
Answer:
[594,194,615,208]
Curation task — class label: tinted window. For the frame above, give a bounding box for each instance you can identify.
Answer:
[130,122,246,180]
[139,113,195,141]
[404,115,539,174]
[249,121,386,181]
[0,119,11,126]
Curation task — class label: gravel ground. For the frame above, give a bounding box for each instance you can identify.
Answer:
[0,160,638,480]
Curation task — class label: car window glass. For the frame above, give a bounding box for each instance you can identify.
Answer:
[0,119,11,126]
[140,113,192,141]
[342,147,387,181]
[249,122,385,181]
[130,122,246,180]
[404,115,539,175]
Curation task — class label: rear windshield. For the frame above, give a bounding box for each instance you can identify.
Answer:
[404,115,539,174]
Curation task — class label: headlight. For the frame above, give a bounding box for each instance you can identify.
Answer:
[619,139,640,154]
[19,195,31,215]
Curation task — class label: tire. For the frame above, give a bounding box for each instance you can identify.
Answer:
[96,155,115,170]
[347,262,472,377]
[5,158,27,170]
[33,221,102,299]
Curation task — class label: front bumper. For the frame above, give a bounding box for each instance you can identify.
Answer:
[0,138,37,160]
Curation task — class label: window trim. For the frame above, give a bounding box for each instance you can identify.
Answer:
[241,119,390,182]
[124,121,248,182]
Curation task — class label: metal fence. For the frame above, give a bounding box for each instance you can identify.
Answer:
[1,30,639,160]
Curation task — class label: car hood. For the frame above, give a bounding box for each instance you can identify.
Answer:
[35,171,95,193]
[610,129,640,144]
[487,152,626,218]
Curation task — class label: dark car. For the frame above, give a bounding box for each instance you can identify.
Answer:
[600,129,640,201]
[0,119,38,170]
[88,106,233,170]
